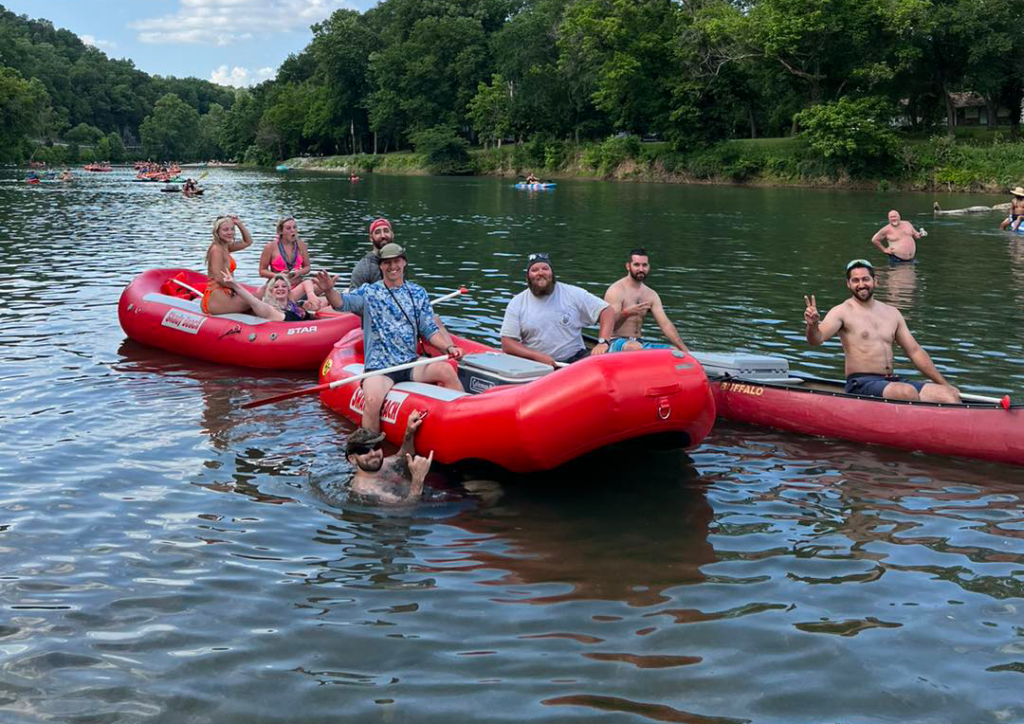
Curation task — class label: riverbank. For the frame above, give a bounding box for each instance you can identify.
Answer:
[282,133,1024,193]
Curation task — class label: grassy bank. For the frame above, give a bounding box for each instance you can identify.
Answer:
[284,130,1024,193]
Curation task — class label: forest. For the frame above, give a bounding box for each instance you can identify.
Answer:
[3,0,1024,185]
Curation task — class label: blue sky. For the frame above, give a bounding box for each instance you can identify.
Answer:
[4,0,377,86]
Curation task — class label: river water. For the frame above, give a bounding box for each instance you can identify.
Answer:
[0,168,1021,724]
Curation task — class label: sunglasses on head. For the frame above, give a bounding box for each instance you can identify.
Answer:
[846,258,874,271]
[527,252,550,263]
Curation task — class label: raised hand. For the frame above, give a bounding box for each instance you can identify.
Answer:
[406,450,434,485]
[220,269,236,286]
[405,410,427,437]
[803,294,820,326]
[314,269,337,291]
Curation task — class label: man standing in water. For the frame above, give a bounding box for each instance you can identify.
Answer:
[870,209,927,263]
[603,247,689,353]
[348,218,394,289]
[316,243,464,434]
[346,411,434,505]
[804,259,960,402]
[501,252,616,366]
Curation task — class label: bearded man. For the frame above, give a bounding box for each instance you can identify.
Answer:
[500,252,615,367]
[603,247,689,353]
[804,259,960,402]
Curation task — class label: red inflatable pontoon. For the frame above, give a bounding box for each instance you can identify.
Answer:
[318,329,716,472]
[118,268,361,370]
[695,353,1023,467]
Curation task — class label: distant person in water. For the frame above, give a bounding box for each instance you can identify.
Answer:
[1000,186,1024,230]
[603,247,689,353]
[345,410,433,505]
[870,209,927,263]
[804,259,960,402]
[525,173,540,184]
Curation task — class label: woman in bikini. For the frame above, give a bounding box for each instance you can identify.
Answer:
[219,271,315,322]
[257,216,326,309]
[201,215,255,315]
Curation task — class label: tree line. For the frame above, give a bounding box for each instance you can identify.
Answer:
[3,0,1023,170]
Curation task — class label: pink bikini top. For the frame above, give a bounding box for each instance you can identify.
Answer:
[270,240,304,273]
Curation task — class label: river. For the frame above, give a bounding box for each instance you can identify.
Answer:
[0,168,1021,724]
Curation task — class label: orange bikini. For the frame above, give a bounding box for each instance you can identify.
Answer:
[201,254,237,314]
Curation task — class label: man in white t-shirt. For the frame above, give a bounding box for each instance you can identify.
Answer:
[500,252,616,366]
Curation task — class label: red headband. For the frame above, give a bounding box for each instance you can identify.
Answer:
[369,218,392,235]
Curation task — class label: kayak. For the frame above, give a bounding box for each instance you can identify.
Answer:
[514,182,556,189]
[276,165,290,172]
[83,164,112,172]
[118,268,361,370]
[695,352,1023,466]
[318,330,715,472]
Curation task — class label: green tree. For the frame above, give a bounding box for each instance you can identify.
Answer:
[467,74,513,147]
[139,93,201,160]
[0,66,50,161]
[795,95,898,174]
[105,131,125,162]
[411,125,473,174]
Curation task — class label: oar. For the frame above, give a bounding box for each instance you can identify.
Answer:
[431,286,467,305]
[242,356,445,409]
[169,278,203,297]
[960,393,1012,409]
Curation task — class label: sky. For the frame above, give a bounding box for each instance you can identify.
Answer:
[3,0,378,87]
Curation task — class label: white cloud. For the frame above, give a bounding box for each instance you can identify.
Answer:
[210,65,277,87]
[81,34,118,51]
[131,0,354,46]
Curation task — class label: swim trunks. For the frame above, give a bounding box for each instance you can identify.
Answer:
[886,254,916,264]
[362,367,414,386]
[608,337,671,353]
[844,373,926,398]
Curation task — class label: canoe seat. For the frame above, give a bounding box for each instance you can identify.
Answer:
[143,291,270,325]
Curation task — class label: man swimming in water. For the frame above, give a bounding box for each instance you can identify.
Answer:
[346,410,434,505]
[870,209,927,263]
[804,259,960,402]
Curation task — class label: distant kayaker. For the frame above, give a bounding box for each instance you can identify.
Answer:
[257,216,325,308]
[525,173,540,184]
[182,178,198,197]
[804,259,960,402]
[345,411,434,505]
[316,243,465,434]
[348,217,394,289]
[501,252,616,366]
[603,247,689,353]
[999,186,1024,230]
[201,215,255,315]
[870,209,927,263]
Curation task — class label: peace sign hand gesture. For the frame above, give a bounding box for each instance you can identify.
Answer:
[803,294,820,326]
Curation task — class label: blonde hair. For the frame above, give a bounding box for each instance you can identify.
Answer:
[276,216,296,238]
[206,216,235,267]
[262,273,291,310]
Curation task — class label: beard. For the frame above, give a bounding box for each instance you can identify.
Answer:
[629,270,646,283]
[528,271,556,297]
[355,455,384,472]
[853,287,873,301]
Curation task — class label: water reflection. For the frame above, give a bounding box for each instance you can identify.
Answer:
[878,262,917,309]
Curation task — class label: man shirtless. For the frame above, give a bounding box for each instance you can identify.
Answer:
[603,248,689,353]
[870,209,927,262]
[999,186,1024,230]
[804,259,960,402]
[346,410,434,505]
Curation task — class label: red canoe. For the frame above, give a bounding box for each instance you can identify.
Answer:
[118,268,360,370]
[695,353,1023,467]
[318,329,716,472]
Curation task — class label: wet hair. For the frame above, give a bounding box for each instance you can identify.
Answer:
[627,247,649,264]
[262,273,291,310]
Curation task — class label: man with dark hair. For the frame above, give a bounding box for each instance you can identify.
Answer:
[603,248,689,353]
[804,259,960,401]
[500,252,616,366]
[348,217,394,289]
[316,243,464,433]
[346,411,433,505]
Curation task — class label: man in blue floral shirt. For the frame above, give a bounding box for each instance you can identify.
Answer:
[316,244,464,432]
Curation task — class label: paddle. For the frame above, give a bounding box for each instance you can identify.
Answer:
[431,286,468,305]
[960,393,1012,409]
[242,355,445,409]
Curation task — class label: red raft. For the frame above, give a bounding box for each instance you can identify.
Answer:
[318,330,716,473]
[118,268,360,370]
[695,353,1023,467]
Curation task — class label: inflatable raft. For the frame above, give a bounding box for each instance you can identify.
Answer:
[118,268,360,370]
[696,353,1023,466]
[319,330,716,472]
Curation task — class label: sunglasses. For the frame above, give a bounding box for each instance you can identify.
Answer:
[846,258,874,271]
[349,441,383,455]
[527,252,550,263]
